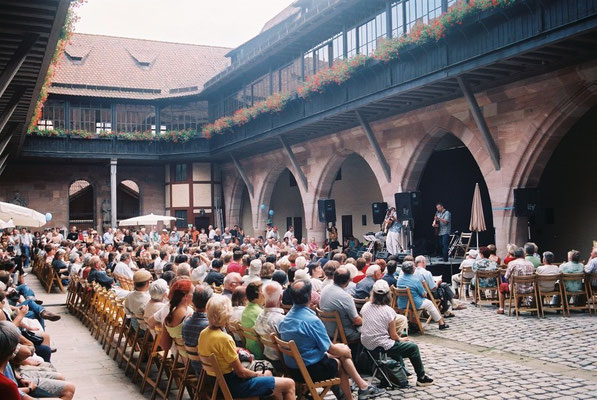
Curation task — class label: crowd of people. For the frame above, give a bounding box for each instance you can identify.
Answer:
[1,222,596,399]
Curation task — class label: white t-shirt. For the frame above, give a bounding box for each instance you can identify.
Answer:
[360,302,397,351]
[114,262,133,279]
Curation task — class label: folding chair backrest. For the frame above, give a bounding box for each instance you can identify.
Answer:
[274,336,314,386]
[316,308,347,344]
[511,274,536,293]
[226,320,246,347]
[476,270,500,289]
[239,325,263,353]
[536,273,561,292]
[198,353,234,400]
[561,273,586,293]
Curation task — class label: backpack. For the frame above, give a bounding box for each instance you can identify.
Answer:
[375,354,409,389]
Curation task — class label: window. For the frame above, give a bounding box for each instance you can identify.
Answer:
[174,210,187,229]
[38,100,65,130]
[70,101,111,132]
[313,43,330,73]
[174,163,187,182]
[252,76,270,104]
[335,169,342,181]
[405,0,443,32]
[160,101,208,132]
[222,88,250,116]
[331,33,344,63]
[286,217,292,231]
[358,11,387,56]
[278,58,301,94]
[303,51,314,78]
[362,215,367,226]
[346,28,357,58]
[391,1,406,37]
[115,104,155,132]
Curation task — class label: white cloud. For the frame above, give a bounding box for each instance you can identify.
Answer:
[74,0,296,48]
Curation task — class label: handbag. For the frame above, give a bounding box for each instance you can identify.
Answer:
[21,329,44,346]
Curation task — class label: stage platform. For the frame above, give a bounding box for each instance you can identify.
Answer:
[426,256,463,283]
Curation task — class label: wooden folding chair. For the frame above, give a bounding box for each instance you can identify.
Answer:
[392,286,425,334]
[197,353,259,400]
[586,273,597,315]
[422,281,442,319]
[140,327,165,395]
[508,275,540,319]
[353,298,368,314]
[273,336,340,400]
[458,266,474,301]
[316,308,358,345]
[453,233,472,258]
[561,273,590,316]
[474,270,500,308]
[239,325,264,355]
[162,336,196,400]
[536,274,564,318]
[226,320,245,347]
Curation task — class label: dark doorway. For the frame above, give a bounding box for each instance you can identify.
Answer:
[117,180,140,220]
[293,217,303,242]
[415,135,494,255]
[69,180,94,230]
[535,105,597,260]
[341,215,353,241]
[194,216,211,232]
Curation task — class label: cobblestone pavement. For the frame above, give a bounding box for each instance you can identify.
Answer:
[31,272,597,399]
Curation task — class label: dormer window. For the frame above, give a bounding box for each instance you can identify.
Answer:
[64,46,90,65]
[127,48,156,70]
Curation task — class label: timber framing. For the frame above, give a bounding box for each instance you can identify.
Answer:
[355,109,391,182]
[230,153,254,198]
[457,76,500,171]
[279,136,308,192]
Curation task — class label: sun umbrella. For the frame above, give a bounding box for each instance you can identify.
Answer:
[0,218,15,229]
[469,182,487,250]
[118,213,177,227]
[0,201,46,227]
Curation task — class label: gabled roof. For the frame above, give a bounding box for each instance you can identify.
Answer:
[49,33,231,100]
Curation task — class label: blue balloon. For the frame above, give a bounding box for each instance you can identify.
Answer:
[260,204,266,210]
[45,212,52,222]
[268,209,274,216]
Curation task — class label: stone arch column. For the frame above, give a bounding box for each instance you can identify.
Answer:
[501,82,597,249]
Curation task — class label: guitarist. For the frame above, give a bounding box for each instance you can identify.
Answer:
[433,202,452,262]
[384,207,401,255]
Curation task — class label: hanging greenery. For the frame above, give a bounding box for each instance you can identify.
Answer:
[29,128,202,143]
[28,0,518,142]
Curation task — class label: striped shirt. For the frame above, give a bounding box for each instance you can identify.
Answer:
[360,302,397,351]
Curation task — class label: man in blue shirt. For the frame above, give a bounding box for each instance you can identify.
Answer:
[434,202,452,261]
[182,285,212,375]
[278,281,385,400]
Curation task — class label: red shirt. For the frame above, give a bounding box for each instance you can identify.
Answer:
[353,274,366,284]
[503,256,515,265]
[0,373,20,400]
[226,262,246,276]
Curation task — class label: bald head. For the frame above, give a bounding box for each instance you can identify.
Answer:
[262,281,283,307]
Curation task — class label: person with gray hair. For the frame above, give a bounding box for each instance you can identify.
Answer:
[182,284,214,375]
[176,262,191,277]
[536,251,559,292]
[243,259,262,285]
[254,281,285,367]
[0,320,22,398]
[68,251,82,276]
[397,261,449,330]
[353,264,382,299]
[143,279,169,335]
[223,272,243,299]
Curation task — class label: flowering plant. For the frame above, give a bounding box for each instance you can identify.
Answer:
[29,0,518,141]
[29,128,201,143]
[28,0,87,131]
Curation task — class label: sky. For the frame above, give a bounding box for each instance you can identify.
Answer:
[74,0,296,48]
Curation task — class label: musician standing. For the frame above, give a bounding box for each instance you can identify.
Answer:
[384,207,401,255]
[433,202,451,261]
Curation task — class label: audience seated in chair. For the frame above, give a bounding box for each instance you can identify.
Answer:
[360,280,434,387]
[254,281,285,371]
[397,262,449,330]
[198,295,295,399]
[278,280,385,400]
[498,247,535,314]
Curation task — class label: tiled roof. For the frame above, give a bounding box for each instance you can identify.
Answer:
[49,33,231,100]
[260,3,301,33]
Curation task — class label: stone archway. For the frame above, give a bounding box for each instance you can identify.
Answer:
[68,179,95,230]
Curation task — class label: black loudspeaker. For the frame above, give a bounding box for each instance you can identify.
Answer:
[371,202,388,224]
[394,192,421,222]
[317,199,336,223]
[514,188,539,217]
[375,251,389,260]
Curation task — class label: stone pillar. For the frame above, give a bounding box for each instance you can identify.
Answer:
[110,158,117,229]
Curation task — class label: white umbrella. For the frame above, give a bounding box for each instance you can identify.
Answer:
[469,182,487,250]
[0,201,46,227]
[118,213,177,227]
[0,218,15,229]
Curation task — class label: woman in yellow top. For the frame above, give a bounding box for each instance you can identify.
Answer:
[198,295,295,399]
